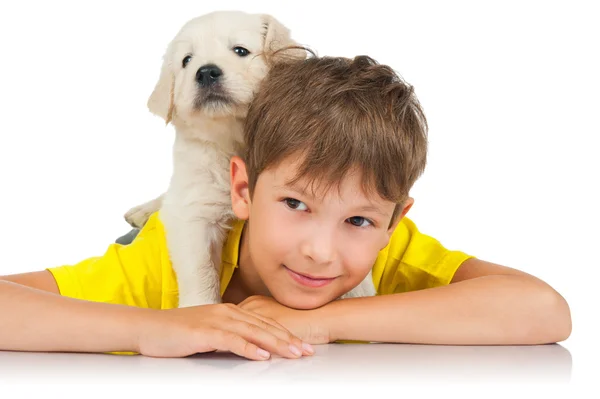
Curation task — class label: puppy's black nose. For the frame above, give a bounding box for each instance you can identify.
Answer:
[196,64,222,86]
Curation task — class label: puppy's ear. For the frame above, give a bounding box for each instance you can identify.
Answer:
[260,14,306,64]
[147,52,175,125]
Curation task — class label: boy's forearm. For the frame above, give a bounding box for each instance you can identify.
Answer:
[320,275,571,345]
[0,280,152,354]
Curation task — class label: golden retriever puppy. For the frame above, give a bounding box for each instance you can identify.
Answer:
[126,11,377,307]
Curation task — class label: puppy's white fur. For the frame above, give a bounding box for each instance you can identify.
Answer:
[130,11,376,307]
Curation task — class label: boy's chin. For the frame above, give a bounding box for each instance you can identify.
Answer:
[271,289,337,311]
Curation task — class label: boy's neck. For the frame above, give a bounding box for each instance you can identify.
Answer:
[223,222,271,304]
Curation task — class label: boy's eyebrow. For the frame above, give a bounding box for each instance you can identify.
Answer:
[353,205,391,219]
[275,183,315,199]
[275,183,391,219]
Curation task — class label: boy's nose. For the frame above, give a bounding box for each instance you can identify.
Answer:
[300,228,337,265]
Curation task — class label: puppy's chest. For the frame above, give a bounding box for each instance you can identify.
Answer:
[170,157,231,192]
[168,144,233,210]
[165,162,232,217]
[172,141,233,179]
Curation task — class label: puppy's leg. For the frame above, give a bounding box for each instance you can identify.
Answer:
[164,214,225,307]
[339,270,377,299]
[124,193,165,228]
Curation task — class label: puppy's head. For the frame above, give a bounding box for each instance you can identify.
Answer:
[148,11,304,126]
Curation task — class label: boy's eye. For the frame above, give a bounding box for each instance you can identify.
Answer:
[347,216,372,228]
[284,198,308,211]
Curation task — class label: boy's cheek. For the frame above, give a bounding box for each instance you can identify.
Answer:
[341,245,380,281]
[257,202,288,233]
[262,211,299,249]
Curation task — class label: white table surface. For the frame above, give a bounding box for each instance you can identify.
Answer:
[0,343,571,387]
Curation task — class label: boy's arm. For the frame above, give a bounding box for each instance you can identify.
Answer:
[321,258,572,345]
[1,270,61,294]
[239,259,572,345]
[0,277,148,353]
[0,275,312,359]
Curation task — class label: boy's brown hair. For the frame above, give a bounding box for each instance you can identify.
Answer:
[244,52,428,226]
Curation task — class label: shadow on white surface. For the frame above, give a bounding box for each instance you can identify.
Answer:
[0,343,571,385]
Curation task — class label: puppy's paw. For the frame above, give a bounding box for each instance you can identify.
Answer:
[124,204,155,228]
[123,196,163,228]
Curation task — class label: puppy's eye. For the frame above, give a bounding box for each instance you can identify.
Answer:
[182,55,192,68]
[233,46,250,57]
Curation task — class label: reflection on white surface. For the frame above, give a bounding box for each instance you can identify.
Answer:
[0,343,571,385]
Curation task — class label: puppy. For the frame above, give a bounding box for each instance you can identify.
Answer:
[128,11,377,308]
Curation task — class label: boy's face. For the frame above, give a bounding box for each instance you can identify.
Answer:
[231,155,413,310]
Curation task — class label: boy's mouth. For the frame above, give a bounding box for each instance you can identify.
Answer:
[283,265,337,288]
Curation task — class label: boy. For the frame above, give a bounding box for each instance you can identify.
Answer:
[0,55,571,361]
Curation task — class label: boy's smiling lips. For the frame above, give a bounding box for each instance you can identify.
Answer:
[283,265,337,288]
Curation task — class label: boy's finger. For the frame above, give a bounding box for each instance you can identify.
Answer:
[240,309,288,333]
[207,329,271,361]
[228,308,311,355]
[234,307,292,336]
[223,319,304,359]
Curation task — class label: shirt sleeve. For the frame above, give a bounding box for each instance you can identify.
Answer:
[373,217,475,295]
[46,212,172,310]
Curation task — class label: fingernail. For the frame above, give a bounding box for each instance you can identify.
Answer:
[289,345,302,357]
[302,342,314,354]
[257,348,271,359]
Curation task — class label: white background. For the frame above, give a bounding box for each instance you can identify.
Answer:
[0,0,598,394]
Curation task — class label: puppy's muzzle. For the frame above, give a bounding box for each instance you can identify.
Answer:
[196,64,223,87]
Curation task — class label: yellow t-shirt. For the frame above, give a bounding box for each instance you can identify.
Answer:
[47,212,474,309]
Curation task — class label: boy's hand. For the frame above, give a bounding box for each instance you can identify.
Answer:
[136,303,313,360]
[238,295,331,345]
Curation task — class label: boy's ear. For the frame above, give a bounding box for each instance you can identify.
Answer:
[230,156,251,220]
[387,197,414,236]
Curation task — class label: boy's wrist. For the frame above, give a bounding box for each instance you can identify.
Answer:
[315,298,355,342]
[125,306,163,354]
[316,295,386,343]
